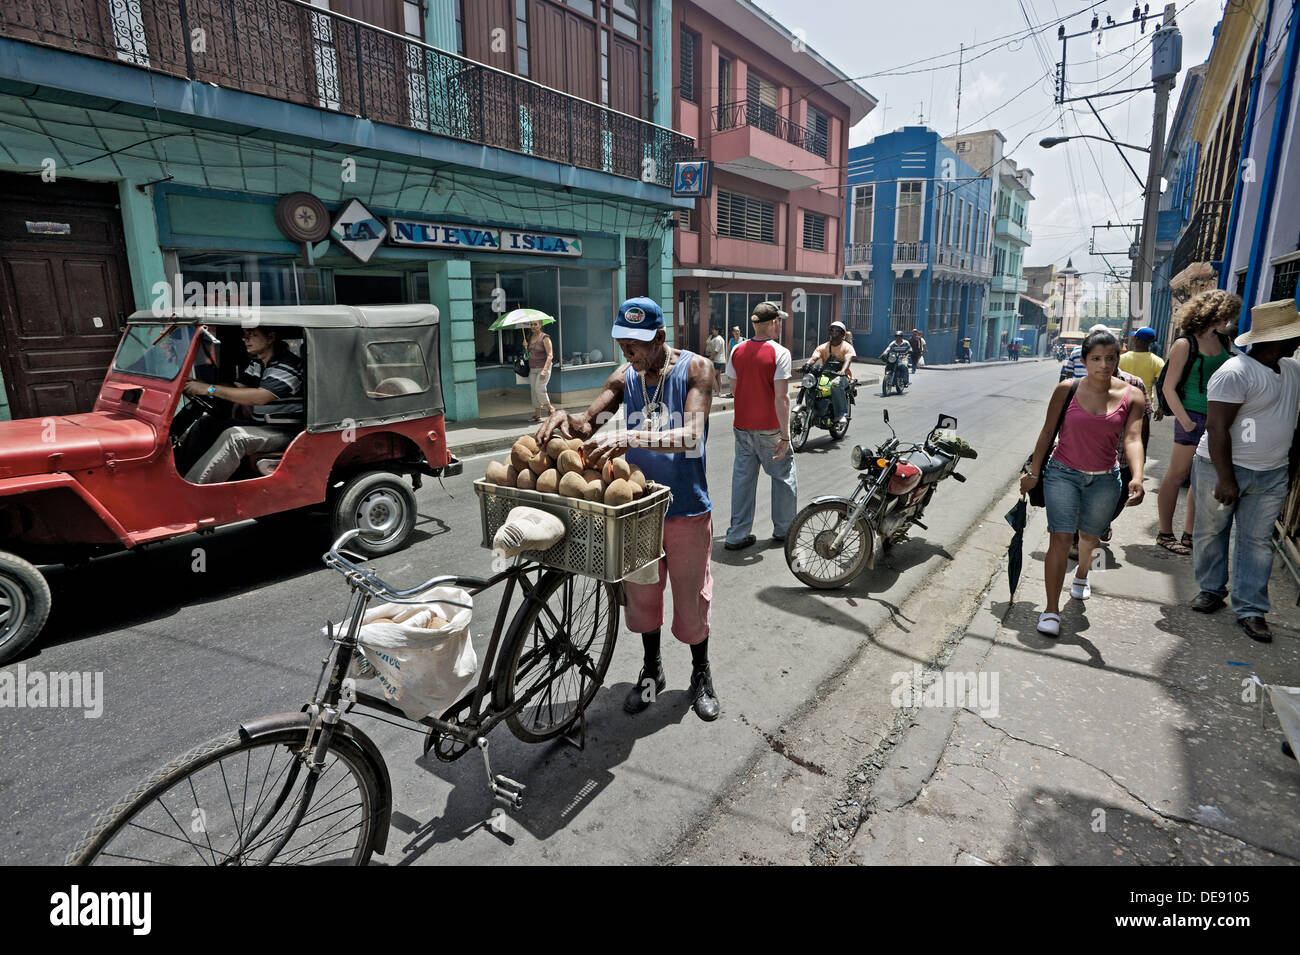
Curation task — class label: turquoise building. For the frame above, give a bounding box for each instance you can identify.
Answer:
[0,0,691,422]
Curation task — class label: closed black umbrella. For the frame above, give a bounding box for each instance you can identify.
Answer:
[1005,496,1028,598]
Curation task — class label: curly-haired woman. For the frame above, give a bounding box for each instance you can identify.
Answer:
[1155,289,1239,554]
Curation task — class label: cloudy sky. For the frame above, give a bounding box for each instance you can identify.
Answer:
[754,0,1225,285]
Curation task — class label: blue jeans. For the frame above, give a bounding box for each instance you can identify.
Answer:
[727,428,798,542]
[1192,455,1289,618]
[830,377,850,419]
[1042,458,1121,537]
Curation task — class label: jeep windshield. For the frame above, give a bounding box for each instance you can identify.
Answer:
[113,324,195,380]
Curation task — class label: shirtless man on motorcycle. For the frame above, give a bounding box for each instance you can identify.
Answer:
[807,320,856,427]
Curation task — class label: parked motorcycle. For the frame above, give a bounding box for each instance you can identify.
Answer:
[791,360,857,451]
[784,409,977,589]
[882,352,909,396]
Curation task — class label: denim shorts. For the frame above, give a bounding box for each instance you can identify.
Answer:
[1174,409,1207,446]
[1042,458,1122,537]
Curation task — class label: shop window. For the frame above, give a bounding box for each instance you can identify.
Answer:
[472,267,560,368]
[558,268,615,366]
[363,340,430,398]
[1270,259,1299,302]
[846,281,872,333]
[176,252,334,306]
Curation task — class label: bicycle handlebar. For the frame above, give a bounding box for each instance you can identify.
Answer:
[323,529,475,607]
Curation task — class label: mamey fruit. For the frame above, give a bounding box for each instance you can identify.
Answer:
[583,479,604,501]
[558,471,588,499]
[516,468,536,490]
[505,464,519,487]
[603,479,634,506]
[510,440,534,471]
[556,448,585,475]
[545,436,569,460]
[568,437,585,453]
[602,457,632,484]
[536,469,559,494]
[628,467,646,492]
[419,613,449,630]
[527,449,551,474]
[582,468,602,484]
[485,460,511,486]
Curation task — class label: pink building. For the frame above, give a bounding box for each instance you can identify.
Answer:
[672,0,876,358]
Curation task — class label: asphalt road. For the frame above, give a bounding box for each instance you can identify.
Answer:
[1,359,1060,865]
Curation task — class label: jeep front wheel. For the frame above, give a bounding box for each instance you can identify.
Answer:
[0,552,52,665]
[330,472,418,558]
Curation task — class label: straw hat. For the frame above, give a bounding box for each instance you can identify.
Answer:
[1234,298,1300,347]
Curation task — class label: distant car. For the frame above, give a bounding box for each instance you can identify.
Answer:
[0,304,461,664]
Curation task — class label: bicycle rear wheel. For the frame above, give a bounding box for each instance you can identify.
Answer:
[67,725,383,866]
[494,570,618,743]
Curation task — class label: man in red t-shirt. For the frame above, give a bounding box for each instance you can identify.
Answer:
[723,302,797,549]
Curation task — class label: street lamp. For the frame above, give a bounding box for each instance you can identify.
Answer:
[1039,135,1151,153]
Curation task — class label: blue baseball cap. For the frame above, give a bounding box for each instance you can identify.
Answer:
[612,297,664,342]
[1132,326,1157,341]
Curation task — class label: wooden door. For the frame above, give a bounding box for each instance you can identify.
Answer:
[0,176,133,420]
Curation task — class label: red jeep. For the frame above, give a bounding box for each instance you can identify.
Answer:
[0,304,460,663]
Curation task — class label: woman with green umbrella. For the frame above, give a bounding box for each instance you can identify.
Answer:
[496,308,555,422]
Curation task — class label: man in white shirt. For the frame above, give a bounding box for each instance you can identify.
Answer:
[706,326,727,394]
[1190,299,1300,642]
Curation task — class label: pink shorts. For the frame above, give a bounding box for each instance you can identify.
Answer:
[624,511,713,645]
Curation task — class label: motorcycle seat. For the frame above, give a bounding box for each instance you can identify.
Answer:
[908,450,951,484]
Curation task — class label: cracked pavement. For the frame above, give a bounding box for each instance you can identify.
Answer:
[847,425,1300,866]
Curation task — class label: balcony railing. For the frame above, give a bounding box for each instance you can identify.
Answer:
[1171,200,1230,276]
[0,0,694,187]
[713,99,828,159]
[845,242,872,267]
[893,241,929,266]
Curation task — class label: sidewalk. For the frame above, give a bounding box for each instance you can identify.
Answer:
[446,369,881,457]
[846,424,1300,864]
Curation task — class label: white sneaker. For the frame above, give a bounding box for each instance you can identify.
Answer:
[1070,577,1091,600]
[1037,612,1061,636]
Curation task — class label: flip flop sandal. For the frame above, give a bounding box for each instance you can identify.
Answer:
[1156,532,1190,555]
[1036,612,1061,636]
[1181,532,1194,550]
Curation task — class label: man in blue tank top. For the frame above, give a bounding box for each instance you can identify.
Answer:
[534,297,721,721]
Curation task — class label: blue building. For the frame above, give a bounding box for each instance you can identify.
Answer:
[842,126,994,363]
[1150,63,1208,350]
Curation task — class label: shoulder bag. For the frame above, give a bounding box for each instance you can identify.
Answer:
[1024,380,1079,507]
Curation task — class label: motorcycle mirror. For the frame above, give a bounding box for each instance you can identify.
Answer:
[882,409,889,424]
[935,414,957,431]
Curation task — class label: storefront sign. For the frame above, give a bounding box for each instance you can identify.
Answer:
[389,219,582,257]
[25,221,71,235]
[330,199,386,263]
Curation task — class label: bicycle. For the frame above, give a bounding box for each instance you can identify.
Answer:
[66,529,620,866]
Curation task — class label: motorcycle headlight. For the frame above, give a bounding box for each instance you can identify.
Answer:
[851,444,867,469]
[801,372,816,389]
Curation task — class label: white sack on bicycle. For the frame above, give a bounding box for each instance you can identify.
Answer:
[343,587,477,720]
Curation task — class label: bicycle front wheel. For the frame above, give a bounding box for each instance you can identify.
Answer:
[494,570,619,743]
[67,726,384,866]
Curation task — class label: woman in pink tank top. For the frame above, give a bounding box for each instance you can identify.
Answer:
[1020,328,1146,636]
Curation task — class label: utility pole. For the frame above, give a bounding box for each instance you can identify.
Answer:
[1129,3,1181,340]
[955,44,964,135]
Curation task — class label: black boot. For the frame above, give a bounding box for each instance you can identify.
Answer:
[689,663,720,722]
[624,656,666,714]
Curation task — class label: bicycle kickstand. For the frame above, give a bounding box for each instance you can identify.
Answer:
[477,738,525,810]
[562,706,587,751]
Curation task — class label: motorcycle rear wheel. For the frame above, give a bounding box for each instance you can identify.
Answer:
[784,501,873,589]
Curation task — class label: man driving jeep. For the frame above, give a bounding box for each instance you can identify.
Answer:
[182,326,305,484]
